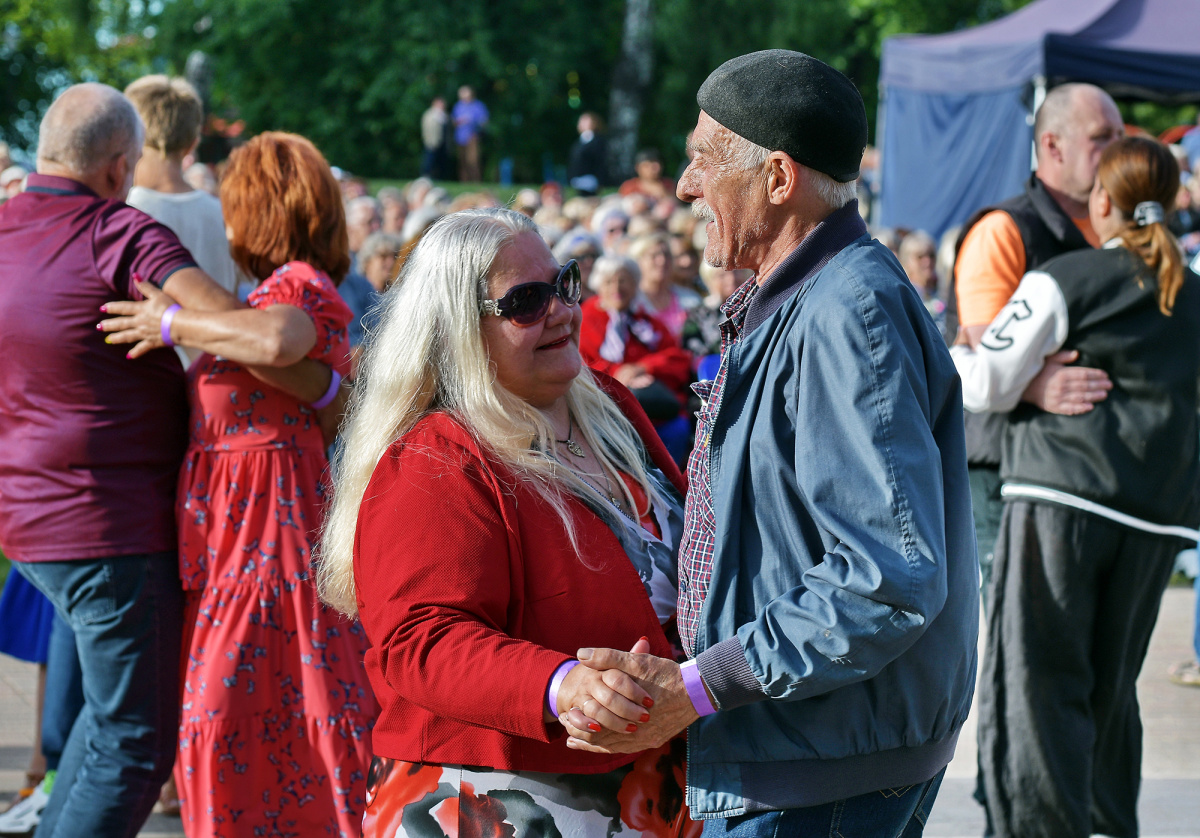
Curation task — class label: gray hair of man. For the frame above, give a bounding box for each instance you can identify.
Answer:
[358,230,404,264]
[347,194,381,220]
[725,129,856,210]
[376,185,406,206]
[37,83,143,176]
[315,208,665,617]
[589,253,641,292]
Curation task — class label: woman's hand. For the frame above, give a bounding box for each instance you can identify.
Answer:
[98,280,177,358]
[555,636,653,734]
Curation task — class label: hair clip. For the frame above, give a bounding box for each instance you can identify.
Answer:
[1133,201,1164,227]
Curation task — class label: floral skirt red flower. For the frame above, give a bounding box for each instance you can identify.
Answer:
[362,738,701,838]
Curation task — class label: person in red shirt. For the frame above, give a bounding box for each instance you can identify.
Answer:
[579,254,692,419]
[315,208,700,838]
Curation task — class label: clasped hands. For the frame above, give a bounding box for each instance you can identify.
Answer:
[552,638,699,755]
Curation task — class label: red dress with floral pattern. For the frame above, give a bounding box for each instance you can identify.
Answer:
[176,262,377,838]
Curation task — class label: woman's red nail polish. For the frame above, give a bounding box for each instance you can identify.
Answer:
[626,724,638,733]
[639,636,648,642]
[588,723,602,733]
[640,713,650,723]
[643,697,654,708]
[99,305,107,313]
[95,324,103,330]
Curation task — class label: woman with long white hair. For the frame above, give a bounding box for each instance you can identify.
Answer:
[317,208,699,837]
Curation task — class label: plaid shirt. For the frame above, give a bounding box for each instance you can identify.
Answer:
[677,277,760,657]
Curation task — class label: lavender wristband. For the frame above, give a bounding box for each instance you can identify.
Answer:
[546,660,580,717]
[160,304,181,348]
[310,369,342,410]
[680,659,718,716]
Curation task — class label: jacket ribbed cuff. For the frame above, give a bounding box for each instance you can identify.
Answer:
[695,637,768,710]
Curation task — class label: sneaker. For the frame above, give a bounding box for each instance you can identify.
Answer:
[0,776,50,835]
[1168,659,1200,687]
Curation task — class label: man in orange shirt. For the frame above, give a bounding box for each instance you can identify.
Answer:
[952,83,1122,603]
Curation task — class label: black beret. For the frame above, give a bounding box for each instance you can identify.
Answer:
[697,50,867,183]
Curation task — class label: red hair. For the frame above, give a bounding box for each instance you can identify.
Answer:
[220,132,351,284]
[1097,136,1183,314]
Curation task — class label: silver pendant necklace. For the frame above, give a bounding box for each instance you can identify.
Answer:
[555,415,586,458]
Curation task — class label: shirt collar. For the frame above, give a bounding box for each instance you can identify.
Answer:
[717,273,761,339]
[741,199,867,335]
[23,173,99,198]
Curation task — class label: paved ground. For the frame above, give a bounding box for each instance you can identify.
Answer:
[1,587,1197,837]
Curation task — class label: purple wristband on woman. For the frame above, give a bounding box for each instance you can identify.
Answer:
[160,304,181,348]
[546,660,580,717]
[310,369,342,410]
[680,659,717,716]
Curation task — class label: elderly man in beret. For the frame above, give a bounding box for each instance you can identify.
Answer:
[562,50,979,835]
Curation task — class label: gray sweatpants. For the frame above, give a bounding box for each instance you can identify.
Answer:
[977,499,1178,838]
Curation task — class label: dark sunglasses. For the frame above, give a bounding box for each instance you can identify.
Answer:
[480,260,582,326]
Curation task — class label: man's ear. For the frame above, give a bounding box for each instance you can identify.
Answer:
[102,152,128,198]
[1041,131,1064,166]
[765,152,801,206]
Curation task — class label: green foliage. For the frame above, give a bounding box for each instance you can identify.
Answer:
[154,0,626,181]
[643,0,1035,170]
[14,0,1198,184]
[0,0,159,152]
[1121,101,1199,139]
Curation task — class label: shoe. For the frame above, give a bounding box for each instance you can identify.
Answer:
[0,776,50,835]
[1168,659,1200,687]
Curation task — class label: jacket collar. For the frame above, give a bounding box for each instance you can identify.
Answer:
[742,199,867,334]
[1026,175,1089,251]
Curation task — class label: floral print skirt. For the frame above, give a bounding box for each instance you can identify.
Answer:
[362,737,701,838]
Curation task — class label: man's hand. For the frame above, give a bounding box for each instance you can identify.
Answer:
[1022,350,1112,415]
[560,648,698,754]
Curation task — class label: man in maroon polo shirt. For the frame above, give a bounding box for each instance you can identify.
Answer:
[0,83,248,838]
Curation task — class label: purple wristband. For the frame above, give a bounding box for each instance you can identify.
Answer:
[681,659,717,716]
[160,304,181,348]
[310,369,342,410]
[547,660,580,717]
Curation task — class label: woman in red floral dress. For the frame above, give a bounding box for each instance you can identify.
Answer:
[104,132,377,837]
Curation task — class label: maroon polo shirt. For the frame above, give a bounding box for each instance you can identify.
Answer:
[0,174,197,562]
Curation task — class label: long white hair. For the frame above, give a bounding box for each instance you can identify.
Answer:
[316,208,664,617]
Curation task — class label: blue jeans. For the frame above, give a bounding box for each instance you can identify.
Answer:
[702,768,945,838]
[42,611,84,771]
[16,553,182,838]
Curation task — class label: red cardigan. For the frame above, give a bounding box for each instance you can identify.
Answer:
[353,374,686,773]
[579,296,692,399]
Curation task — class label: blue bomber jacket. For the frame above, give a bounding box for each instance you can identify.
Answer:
[687,213,979,818]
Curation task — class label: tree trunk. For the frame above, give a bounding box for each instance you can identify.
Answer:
[607,0,653,183]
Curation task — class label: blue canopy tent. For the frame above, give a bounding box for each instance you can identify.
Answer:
[877,0,1200,239]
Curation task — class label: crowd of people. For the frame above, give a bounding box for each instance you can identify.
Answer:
[0,46,1197,838]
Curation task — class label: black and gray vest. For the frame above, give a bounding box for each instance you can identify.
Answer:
[946,176,1091,466]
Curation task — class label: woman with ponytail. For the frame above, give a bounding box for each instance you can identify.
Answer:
[952,135,1200,838]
